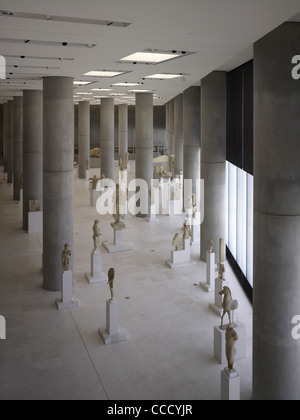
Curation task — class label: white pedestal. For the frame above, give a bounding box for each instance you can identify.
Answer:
[200,252,215,292]
[99,299,128,345]
[86,169,90,180]
[85,250,108,284]
[162,181,170,215]
[166,239,196,269]
[209,277,229,316]
[102,230,135,254]
[56,271,80,310]
[28,211,43,234]
[214,323,247,364]
[18,189,23,205]
[147,204,159,222]
[221,368,240,401]
[90,189,100,207]
[191,222,200,246]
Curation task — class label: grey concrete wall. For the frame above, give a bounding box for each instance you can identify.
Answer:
[118,104,128,162]
[0,104,3,161]
[169,99,174,156]
[23,90,43,231]
[253,22,300,400]
[43,77,74,292]
[200,72,227,262]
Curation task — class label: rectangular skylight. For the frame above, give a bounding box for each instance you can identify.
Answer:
[112,82,140,87]
[120,51,181,64]
[74,81,91,85]
[84,70,126,77]
[91,88,113,92]
[144,74,182,80]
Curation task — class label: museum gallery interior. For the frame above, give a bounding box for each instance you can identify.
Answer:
[0,0,300,401]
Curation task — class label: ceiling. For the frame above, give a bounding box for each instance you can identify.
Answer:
[0,0,300,105]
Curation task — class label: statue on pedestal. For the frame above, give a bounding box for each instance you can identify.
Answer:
[208,240,214,253]
[172,233,184,251]
[111,184,126,231]
[108,268,115,301]
[225,326,239,372]
[219,286,239,329]
[89,175,100,190]
[93,220,101,251]
[219,263,225,280]
[62,243,71,272]
[183,221,192,240]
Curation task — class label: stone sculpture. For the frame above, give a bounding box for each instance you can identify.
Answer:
[183,221,192,240]
[111,184,125,231]
[159,166,172,180]
[219,263,225,280]
[108,268,115,301]
[225,326,239,372]
[208,240,214,253]
[29,200,41,212]
[90,148,101,158]
[219,286,239,329]
[62,243,71,272]
[89,175,100,190]
[172,233,184,251]
[86,159,90,170]
[93,220,101,251]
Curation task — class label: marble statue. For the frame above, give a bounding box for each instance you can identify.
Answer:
[159,166,172,180]
[89,175,100,190]
[219,286,239,329]
[172,233,184,251]
[183,221,192,240]
[111,184,125,231]
[108,268,115,301]
[208,240,214,253]
[62,243,71,272]
[86,159,90,170]
[219,263,225,280]
[90,148,101,158]
[93,220,101,251]
[225,326,239,372]
[29,200,41,212]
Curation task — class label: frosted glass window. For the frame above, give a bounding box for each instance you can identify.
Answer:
[227,161,253,288]
[247,174,254,286]
[228,162,237,259]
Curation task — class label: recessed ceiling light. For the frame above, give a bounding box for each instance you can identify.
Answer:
[129,89,153,93]
[120,51,181,64]
[91,88,113,92]
[84,70,127,78]
[73,81,91,86]
[112,82,140,87]
[75,92,92,95]
[144,73,182,80]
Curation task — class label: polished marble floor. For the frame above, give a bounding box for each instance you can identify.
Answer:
[0,163,253,400]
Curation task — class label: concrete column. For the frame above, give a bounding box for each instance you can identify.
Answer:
[43,77,74,292]
[13,97,23,201]
[3,102,8,171]
[23,91,43,231]
[0,104,3,162]
[100,98,115,180]
[7,100,14,184]
[165,102,170,155]
[200,72,227,262]
[253,22,300,400]
[135,92,153,218]
[174,94,183,175]
[118,104,128,162]
[183,86,201,205]
[78,101,90,179]
[169,99,175,156]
